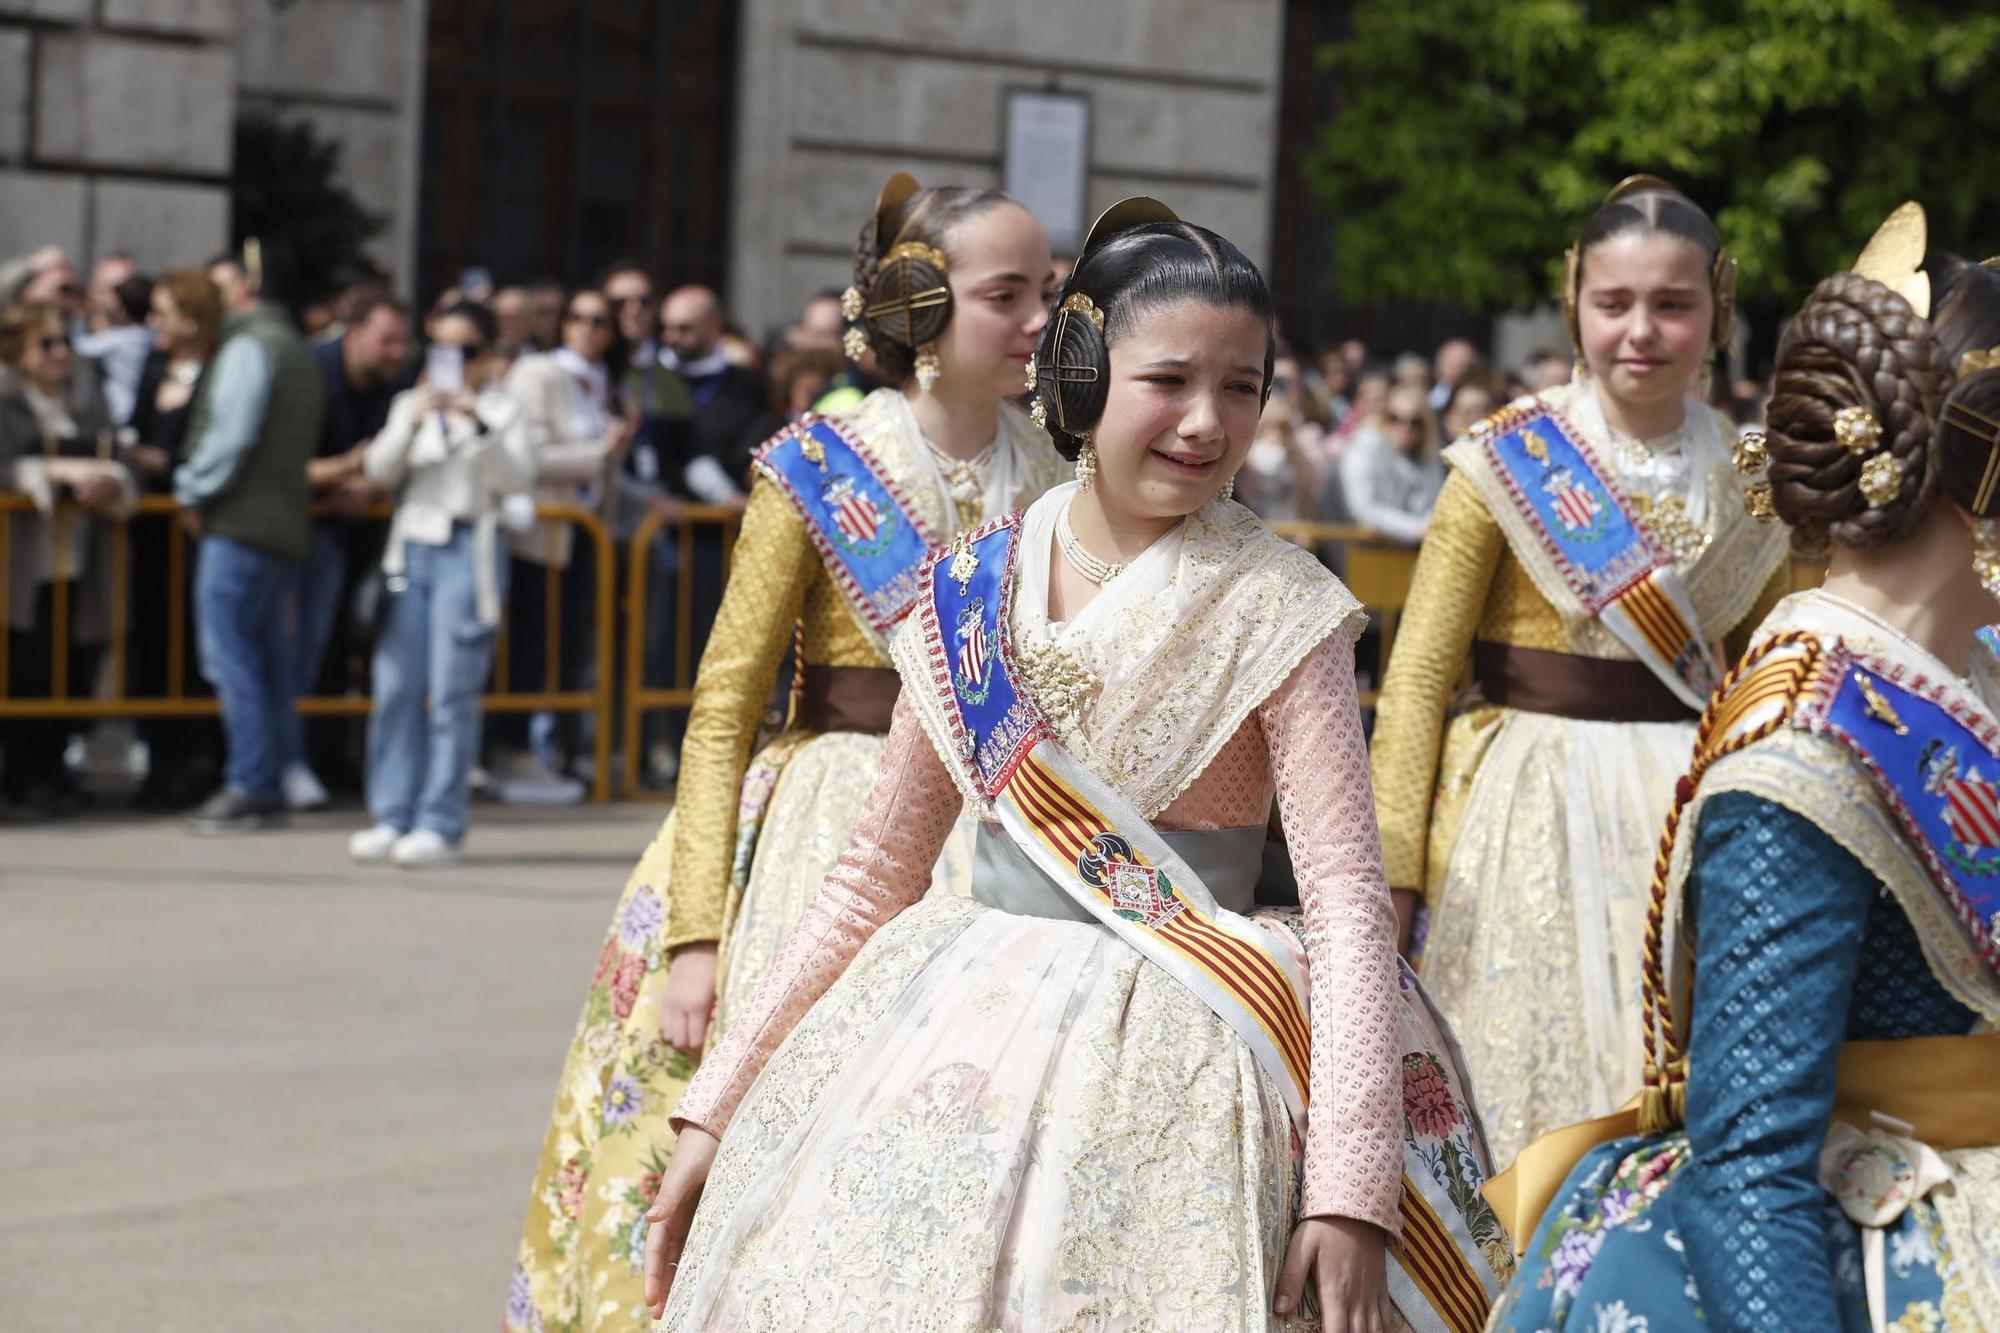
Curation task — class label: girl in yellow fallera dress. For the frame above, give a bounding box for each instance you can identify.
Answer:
[1368,177,1792,1167]
[505,173,1068,1332]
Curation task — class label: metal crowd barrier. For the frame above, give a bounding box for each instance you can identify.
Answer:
[620,503,742,799]
[0,493,618,802]
[3,491,1830,803]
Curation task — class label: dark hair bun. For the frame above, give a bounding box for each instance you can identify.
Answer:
[1929,255,2000,518]
[862,244,952,351]
[1031,298,1111,455]
[848,186,1008,386]
[1766,271,1950,548]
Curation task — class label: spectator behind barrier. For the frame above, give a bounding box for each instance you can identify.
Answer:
[127,269,226,810]
[657,285,768,502]
[288,292,414,811]
[493,286,632,803]
[172,277,326,834]
[1327,381,1445,545]
[0,300,136,815]
[75,255,154,426]
[351,301,535,868]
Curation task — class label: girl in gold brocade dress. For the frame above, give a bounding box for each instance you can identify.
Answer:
[505,173,1069,1333]
[1368,178,1792,1168]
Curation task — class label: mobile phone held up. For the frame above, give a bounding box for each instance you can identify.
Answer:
[426,343,465,395]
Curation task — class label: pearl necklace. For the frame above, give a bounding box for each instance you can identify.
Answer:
[1056,501,1125,584]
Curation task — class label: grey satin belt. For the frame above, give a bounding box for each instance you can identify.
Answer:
[971,822,1266,923]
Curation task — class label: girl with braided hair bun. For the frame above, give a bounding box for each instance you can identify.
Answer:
[507,174,1069,1332]
[1492,207,2000,1332]
[1368,177,1794,1169]
[640,202,1507,1331]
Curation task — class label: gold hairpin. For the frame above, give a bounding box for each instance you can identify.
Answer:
[1834,405,1883,455]
[1960,346,2000,375]
[1059,292,1104,334]
[882,241,949,272]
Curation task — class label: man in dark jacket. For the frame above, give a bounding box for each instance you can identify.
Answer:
[173,299,324,832]
[656,285,769,503]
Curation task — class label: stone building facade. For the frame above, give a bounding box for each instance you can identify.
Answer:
[729,0,1286,334]
[0,0,1283,341]
[0,0,422,281]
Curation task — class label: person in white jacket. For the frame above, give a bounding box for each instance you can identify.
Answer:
[350,302,535,868]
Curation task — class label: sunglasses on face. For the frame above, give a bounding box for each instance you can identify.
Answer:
[565,311,611,329]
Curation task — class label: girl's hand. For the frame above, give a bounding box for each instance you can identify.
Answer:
[1274,1214,1393,1332]
[657,942,717,1054]
[642,1126,720,1317]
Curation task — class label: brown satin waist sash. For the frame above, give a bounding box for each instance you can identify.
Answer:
[799,664,900,736]
[1474,640,1700,724]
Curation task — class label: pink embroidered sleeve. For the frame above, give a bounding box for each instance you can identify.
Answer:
[671,691,964,1135]
[1259,631,1404,1235]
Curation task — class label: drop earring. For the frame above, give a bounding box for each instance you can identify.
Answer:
[1976,519,2000,600]
[1075,436,1097,490]
[914,343,941,393]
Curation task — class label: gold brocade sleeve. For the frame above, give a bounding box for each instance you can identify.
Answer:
[1723,557,1794,661]
[1368,469,1506,892]
[660,476,819,951]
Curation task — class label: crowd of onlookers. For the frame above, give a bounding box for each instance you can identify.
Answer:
[0,244,856,850]
[0,242,1774,843]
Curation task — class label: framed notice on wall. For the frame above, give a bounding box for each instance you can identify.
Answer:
[1002,87,1091,255]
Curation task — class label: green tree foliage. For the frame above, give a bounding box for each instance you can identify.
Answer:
[230,112,382,311]
[1312,1,2000,327]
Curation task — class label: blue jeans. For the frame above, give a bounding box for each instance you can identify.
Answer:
[366,526,506,845]
[194,535,300,802]
[287,522,350,769]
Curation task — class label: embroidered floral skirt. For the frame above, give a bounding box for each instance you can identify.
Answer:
[1491,1133,2000,1331]
[714,730,976,1038]
[659,895,1508,1331]
[1421,709,1695,1168]
[507,731,975,1332]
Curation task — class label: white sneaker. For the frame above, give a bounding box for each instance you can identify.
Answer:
[348,823,403,864]
[491,751,585,806]
[392,828,461,869]
[283,763,331,811]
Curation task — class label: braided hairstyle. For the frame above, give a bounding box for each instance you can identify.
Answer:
[850,186,1010,385]
[1031,220,1275,457]
[1766,256,2000,548]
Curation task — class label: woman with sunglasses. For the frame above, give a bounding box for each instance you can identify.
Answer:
[506,174,1068,1332]
[493,287,635,800]
[348,302,534,868]
[1332,381,1447,545]
[1368,177,1793,1168]
[0,300,134,815]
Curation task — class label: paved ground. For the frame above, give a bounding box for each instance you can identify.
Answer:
[1,802,669,1332]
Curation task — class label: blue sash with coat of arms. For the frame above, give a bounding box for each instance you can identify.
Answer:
[1472,401,1722,709]
[753,414,940,639]
[1794,643,2000,980]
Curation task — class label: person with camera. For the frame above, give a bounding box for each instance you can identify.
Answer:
[349,302,535,869]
